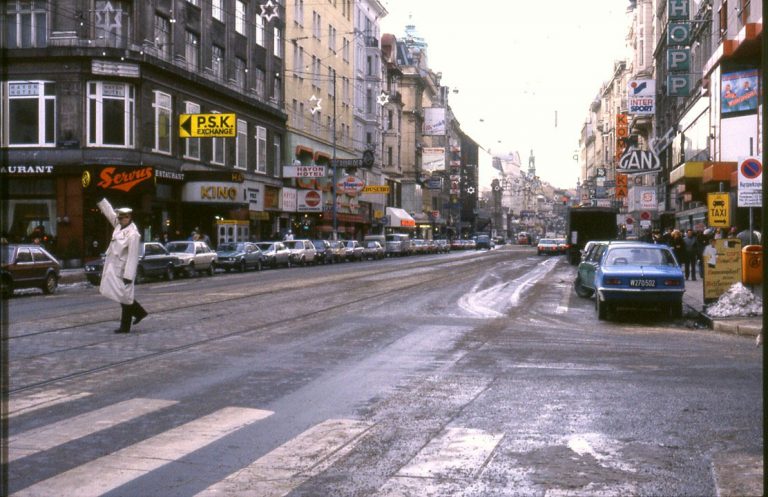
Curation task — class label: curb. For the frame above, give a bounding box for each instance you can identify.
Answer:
[683,301,763,337]
[59,270,87,285]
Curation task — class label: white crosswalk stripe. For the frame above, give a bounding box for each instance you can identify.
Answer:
[8,389,92,419]
[12,406,273,497]
[196,418,373,497]
[8,398,177,462]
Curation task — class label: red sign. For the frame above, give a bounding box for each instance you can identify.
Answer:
[83,166,154,193]
[305,190,321,207]
[640,211,651,220]
[336,176,366,195]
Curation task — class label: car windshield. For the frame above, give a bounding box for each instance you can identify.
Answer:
[284,241,300,249]
[255,243,274,252]
[218,243,244,252]
[166,242,194,253]
[366,242,378,248]
[605,247,676,266]
[312,241,325,249]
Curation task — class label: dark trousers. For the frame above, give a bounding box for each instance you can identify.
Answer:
[119,300,147,332]
[684,255,697,280]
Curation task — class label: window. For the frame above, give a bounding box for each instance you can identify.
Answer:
[94,0,128,48]
[273,27,282,57]
[272,73,281,103]
[87,82,134,147]
[387,110,393,130]
[186,0,199,5]
[312,12,321,39]
[719,1,728,38]
[212,45,224,80]
[184,101,200,160]
[4,81,55,146]
[235,0,246,34]
[273,135,282,173]
[294,0,304,26]
[387,146,393,166]
[255,13,264,46]
[236,119,247,169]
[211,112,225,165]
[329,25,336,52]
[327,116,332,140]
[154,14,171,59]
[6,0,47,48]
[234,57,247,88]
[153,91,172,154]
[342,38,350,62]
[298,102,304,130]
[254,67,266,98]
[185,31,199,71]
[256,126,267,173]
[366,55,372,76]
[328,67,335,97]
[366,88,373,114]
[292,99,298,127]
[212,0,223,21]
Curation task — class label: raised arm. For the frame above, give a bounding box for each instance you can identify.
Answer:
[97,198,118,228]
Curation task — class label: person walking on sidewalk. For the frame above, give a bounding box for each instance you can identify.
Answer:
[97,198,148,333]
[670,230,686,269]
[683,229,699,280]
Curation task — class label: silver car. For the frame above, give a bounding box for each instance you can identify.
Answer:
[284,239,317,266]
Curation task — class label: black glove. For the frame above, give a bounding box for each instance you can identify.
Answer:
[123,278,132,285]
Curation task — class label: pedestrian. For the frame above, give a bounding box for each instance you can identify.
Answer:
[714,228,723,239]
[660,227,673,246]
[702,237,718,268]
[284,229,294,241]
[670,229,686,268]
[97,198,148,334]
[682,229,698,280]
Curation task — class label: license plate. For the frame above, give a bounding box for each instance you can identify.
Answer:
[630,279,656,287]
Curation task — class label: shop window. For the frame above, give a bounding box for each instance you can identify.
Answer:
[256,126,267,173]
[154,14,171,59]
[87,81,135,147]
[211,111,225,165]
[153,91,172,154]
[5,0,47,48]
[4,81,55,147]
[236,119,247,170]
[184,101,200,160]
[6,199,57,240]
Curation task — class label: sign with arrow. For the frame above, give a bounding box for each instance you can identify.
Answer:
[179,113,236,138]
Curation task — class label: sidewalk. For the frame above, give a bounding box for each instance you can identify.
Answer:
[682,277,763,338]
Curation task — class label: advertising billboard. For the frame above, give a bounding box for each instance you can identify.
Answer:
[422,147,445,173]
[721,69,759,115]
[627,80,655,115]
[423,108,446,135]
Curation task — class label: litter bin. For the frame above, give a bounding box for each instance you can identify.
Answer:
[741,245,763,285]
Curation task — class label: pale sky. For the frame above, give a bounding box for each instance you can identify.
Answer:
[379,0,631,189]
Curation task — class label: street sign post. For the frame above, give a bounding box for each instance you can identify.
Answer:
[179,113,236,138]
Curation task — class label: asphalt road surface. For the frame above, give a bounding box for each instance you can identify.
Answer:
[3,247,762,496]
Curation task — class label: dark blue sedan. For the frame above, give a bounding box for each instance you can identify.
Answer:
[594,242,685,320]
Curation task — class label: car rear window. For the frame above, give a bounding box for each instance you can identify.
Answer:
[166,242,194,253]
[605,247,676,266]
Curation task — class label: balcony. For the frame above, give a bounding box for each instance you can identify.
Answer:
[365,36,379,48]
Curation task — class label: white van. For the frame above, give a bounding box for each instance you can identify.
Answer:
[385,233,412,256]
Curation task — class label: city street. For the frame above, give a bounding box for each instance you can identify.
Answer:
[4,247,762,496]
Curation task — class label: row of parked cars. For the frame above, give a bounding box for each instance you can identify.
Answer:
[573,240,685,320]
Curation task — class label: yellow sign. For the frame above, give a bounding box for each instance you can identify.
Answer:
[179,113,236,138]
[362,185,390,194]
[703,239,742,300]
[707,192,730,227]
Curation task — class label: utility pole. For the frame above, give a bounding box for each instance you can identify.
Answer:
[332,72,338,240]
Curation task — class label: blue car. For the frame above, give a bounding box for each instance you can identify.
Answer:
[594,242,685,320]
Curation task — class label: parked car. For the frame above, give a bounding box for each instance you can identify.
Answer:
[284,239,317,266]
[254,241,292,268]
[311,239,334,264]
[434,239,451,253]
[537,238,560,256]
[594,242,685,320]
[475,234,492,250]
[343,240,364,261]
[362,241,385,260]
[423,240,438,254]
[464,239,477,250]
[215,242,264,272]
[450,239,465,250]
[556,238,568,255]
[1,244,61,298]
[85,242,179,285]
[411,239,426,254]
[385,233,411,257]
[328,240,347,263]
[573,241,608,298]
[165,240,217,277]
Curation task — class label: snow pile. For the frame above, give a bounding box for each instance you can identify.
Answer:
[706,283,763,317]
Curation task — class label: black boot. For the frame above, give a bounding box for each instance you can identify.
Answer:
[115,304,132,333]
[132,301,148,325]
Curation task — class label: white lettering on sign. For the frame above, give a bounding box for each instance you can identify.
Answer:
[283,165,326,178]
[1,165,54,174]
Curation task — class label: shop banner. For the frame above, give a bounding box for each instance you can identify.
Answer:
[423,108,446,135]
[721,69,759,115]
[297,190,323,212]
[422,147,445,173]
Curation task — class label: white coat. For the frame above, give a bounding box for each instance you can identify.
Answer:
[97,198,140,305]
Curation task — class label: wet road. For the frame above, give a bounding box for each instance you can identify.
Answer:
[4,247,763,496]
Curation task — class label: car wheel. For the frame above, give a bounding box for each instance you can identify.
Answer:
[596,296,608,320]
[186,264,196,278]
[165,266,174,281]
[87,276,101,286]
[42,273,58,295]
[1,276,13,299]
[286,258,292,268]
[207,264,215,276]
[574,277,593,298]
[239,260,247,273]
[668,301,683,319]
[136,267,146,285]
[256,260,262,271]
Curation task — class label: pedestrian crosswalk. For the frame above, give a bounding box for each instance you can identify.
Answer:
[7,390,641,497]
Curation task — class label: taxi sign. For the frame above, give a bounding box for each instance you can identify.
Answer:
[707,192,730,227]
[362,185,390,194]
[179,113,236,138]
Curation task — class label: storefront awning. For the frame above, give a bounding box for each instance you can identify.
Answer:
[386,207,415,228]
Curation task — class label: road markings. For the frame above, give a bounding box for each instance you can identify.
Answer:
[8,389,92,419]
[12,406,273,497]
[196,418,372,497]
[378,427,503,495]
[555,282,571,314]
[8,398,177,462]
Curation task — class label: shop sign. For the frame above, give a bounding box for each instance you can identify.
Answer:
[155,168,185,183]
[297,189,322,212]
[618,150,661,174]
[281,187,297,212]
[707,192,730,227]
[264,186,280,210]
[627,80,656,115]
[362,185,390,194]
[247,184,264,212]
[615,113,628,162]
[182,181,244,203]
[179,113,237,138]
[82,166,154,193]
[703,239,742,300]
[336,176,365,195]
[0,165,55,175]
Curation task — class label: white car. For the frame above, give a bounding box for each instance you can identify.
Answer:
[284,239,317,266]
[165,240,217,277]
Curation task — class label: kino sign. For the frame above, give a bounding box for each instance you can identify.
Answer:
[666,0,691,97]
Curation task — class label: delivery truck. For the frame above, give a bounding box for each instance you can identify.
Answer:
[566,206,618,264]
